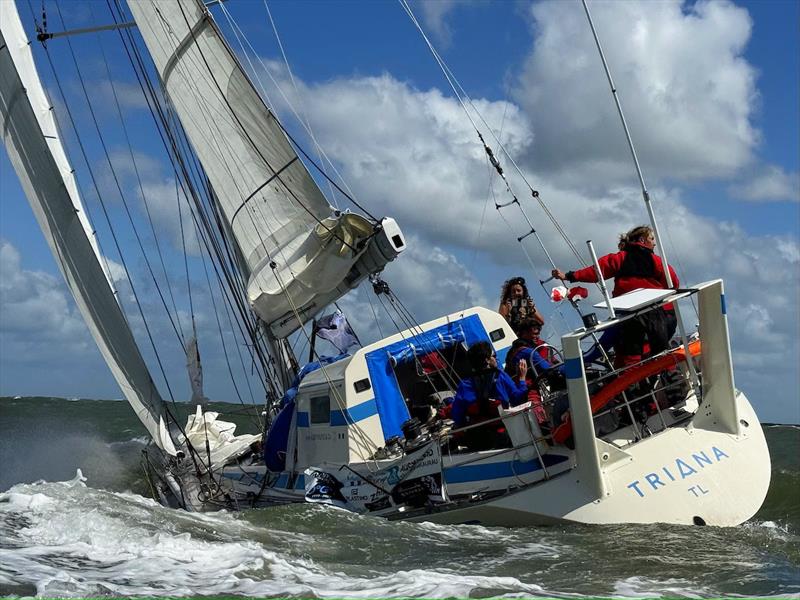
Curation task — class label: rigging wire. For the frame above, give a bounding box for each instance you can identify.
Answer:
[91,1,186,345]
[197,225,263,428]
[216,0,368,215]
[397,0,590,270]
[109,0,275,388]
[40,1,178,405]
[259,0,339,208]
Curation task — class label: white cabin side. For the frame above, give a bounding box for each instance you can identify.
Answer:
[292,307,516,469]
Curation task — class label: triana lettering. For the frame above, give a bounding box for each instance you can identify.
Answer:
[626,446,729,498]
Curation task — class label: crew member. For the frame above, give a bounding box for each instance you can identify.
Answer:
[499,276,544,333]
[504,318,557,426]
[448,341,528,450]
[552,225,679,365]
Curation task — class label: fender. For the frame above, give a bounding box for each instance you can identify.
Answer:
[552,340,701,445]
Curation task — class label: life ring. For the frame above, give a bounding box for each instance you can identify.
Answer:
[551,340,701,445]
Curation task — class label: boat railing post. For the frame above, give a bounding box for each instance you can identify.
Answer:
[619,390,642,442]
[562,332,606,499]
[693,280,740,434]
[587,240,615,319]
[520,406,550,480]
[651,381,669,433]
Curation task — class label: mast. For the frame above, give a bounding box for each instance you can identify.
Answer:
[127,0,405,341]
[0,1,176,454]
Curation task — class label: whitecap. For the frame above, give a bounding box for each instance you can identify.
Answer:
[611,575,715,598]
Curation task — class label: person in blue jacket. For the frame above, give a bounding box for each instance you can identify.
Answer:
[447,342,528,450]
[503,318,554,379]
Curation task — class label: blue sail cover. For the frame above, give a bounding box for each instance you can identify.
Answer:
[365,314,490,440]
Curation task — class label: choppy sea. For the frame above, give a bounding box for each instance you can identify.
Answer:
[1,396,798,598]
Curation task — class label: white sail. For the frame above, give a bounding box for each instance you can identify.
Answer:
[128,0,405,338]
[0,2,175,455]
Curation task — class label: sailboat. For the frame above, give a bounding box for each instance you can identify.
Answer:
[0,0,770,527]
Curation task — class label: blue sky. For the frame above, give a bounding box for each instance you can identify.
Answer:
[1,0,798,423]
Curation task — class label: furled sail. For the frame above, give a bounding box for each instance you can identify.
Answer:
[128,0,405,338]
[0,2,175,455]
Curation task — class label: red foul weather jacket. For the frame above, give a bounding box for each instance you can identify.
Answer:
[565,242,679,305]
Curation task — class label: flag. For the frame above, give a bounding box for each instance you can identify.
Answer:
[551,286,568,302]
[568,286,589,301]
[315,310,359,353]
[551,285,589,302]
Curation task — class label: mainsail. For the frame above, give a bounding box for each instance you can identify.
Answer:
[0,2,175,455]
[128,0,405,339]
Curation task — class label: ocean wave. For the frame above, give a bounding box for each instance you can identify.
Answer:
[611,575,716,598]
[0,473,572,598]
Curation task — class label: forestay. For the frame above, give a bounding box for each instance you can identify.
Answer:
[0,2,175,455]
[129,0,404,338]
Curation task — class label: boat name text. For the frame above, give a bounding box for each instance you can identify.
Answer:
[626,446,729,498]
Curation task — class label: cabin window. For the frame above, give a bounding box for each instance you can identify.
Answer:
[354,378,371,393]
[310,395,330,425]
[489,328,505,342]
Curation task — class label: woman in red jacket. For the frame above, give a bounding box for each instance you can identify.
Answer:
[552,225,679,365]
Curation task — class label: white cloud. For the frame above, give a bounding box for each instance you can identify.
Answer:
[513,0,759,186]
[282,73,534,262]
[417,0,462,47]
[336,238,490,347]
[0,241,89,345]
[0,240,115,398]
[730,164,800,202]
[102,256,128,285]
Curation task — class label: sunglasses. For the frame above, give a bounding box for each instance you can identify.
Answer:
[510,277,526,286]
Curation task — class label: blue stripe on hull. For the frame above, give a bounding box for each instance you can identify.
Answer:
[444,453,570,484]
[298,397,379,427]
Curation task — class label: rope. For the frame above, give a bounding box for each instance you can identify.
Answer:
[268,263,380,464]
[44,3,178,407]
[398,0,591,271]
[111,0,276,387]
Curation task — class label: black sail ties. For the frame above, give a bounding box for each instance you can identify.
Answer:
[230,157,299,226]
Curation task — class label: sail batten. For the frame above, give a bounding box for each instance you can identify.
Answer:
[0,1,173,454]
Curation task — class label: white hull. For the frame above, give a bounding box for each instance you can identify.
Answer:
[152,282,772,528]
[207,389,769,527]
[407,391,770,527]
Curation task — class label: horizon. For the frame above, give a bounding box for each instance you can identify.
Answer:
[1,0,798,424]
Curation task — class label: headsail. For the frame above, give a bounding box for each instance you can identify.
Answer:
[128,0,405,338]
[0,2,175,455]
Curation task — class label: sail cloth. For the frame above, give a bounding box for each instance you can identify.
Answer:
[128,0,405,338]
[0,2,175,455]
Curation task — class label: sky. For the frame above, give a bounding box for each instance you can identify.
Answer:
[0,0,798,424]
